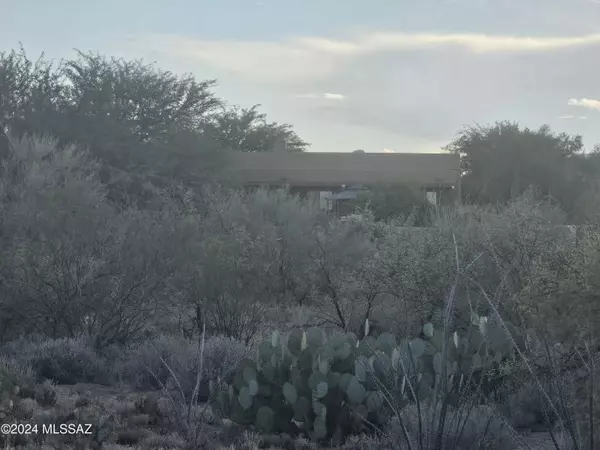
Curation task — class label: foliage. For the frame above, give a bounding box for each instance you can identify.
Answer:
[515,224,600,449]
[203,105,309,153]
[171,187,326,344]
[522,224,600,342]
[394,404,515,450]
[214,188,326,306]
[0,135,175,348]
[121,334,246,400]
[0,47,309,207]
[310,214,386,333]
[350,183,434,224]
[0,46,65,145]
[1,336,111,385]
[443,121,596,222]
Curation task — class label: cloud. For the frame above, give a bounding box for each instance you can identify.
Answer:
[323,93,346,100]
[559,114,588,119]
[296,92,346,100]
[124,35,339,82]
[568,98,600,111]
[382,148,395,153]
[299,32,600,55]
[126,31,600,83]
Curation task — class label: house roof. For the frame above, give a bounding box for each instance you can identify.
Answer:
[222,152,461,188]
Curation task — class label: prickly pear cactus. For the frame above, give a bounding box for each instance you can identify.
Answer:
[388,315,521,407]
[217,316,524,445]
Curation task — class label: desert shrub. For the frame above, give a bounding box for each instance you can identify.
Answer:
[498,355,599,448]
[309,213,386,334]
[351,182,435,224]
[371,189,573,339]
[0,135,176,348]
[171,188,325,343]
[0,135,112,342]
[138,432,186,449]
[121,334,246,400]
[0,354,44,447]
[121,335,196,392]
[0,355,36,390]
[510,215,600,447]
[571,358,600,450]
[374,223,455,336]
[1,336,110,385]
[260,305,322,337]
[522,225,600,343]
[498,378,560,431]
[215,188,326,307]
[393,404,515,450]
[201,336,249,383]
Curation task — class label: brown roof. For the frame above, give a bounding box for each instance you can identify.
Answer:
[222,152,461,188]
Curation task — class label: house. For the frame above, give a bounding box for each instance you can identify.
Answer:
[221,151,462,212]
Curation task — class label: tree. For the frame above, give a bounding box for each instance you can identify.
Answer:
[49,51,226,192]
[63,51,222,141]
[203,105,309,152]
[0,46,65,154]
[0,47,310,207]
[567,148,600,223]
[443,121,590,220]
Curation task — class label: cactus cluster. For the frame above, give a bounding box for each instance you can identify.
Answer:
[213,327,384,442]
[215,315,522,444]
[389,314,521,408]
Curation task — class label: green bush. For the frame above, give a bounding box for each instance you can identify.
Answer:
[1,336,111,385]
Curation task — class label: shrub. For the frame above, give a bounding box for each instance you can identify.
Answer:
[171,188,322,346]
[201,335,249,384]
[309,214,386,333]
[350,182,435,224]
[0,135,178,349]
[0,355,36,390]
[121,334,246,401]
[1,336,111,385]
[497,378,558,431]
[0,355,39,448]
[394,404,515,450]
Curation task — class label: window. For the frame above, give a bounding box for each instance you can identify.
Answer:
[427,191,437,205]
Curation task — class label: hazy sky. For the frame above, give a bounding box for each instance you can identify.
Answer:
[3,0,600,153]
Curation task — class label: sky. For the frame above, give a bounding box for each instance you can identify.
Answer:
[2,0,600,153]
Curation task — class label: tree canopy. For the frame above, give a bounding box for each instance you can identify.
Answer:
[0,47,309,207]
[444,121,599,222]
